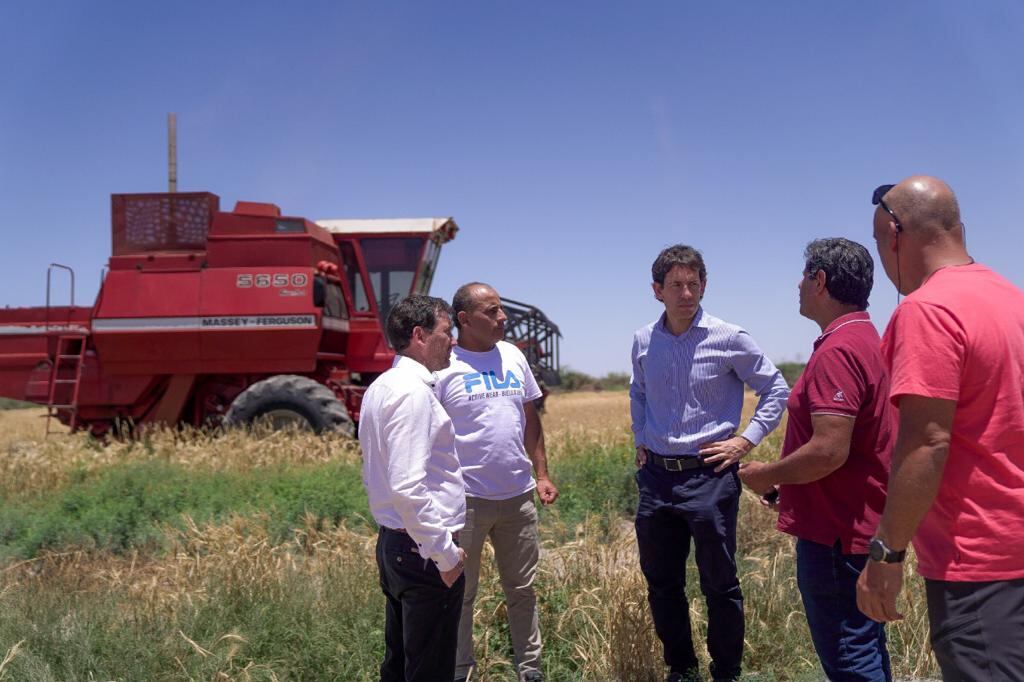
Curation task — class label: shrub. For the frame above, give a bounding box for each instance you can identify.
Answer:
[776,362,806,387]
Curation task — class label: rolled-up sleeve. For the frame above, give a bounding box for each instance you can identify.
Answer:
[728,329,790,446]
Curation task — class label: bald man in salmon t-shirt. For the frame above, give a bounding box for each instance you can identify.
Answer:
[857,176,1024,680]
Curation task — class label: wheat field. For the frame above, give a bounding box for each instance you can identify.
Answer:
[0,394,938,681]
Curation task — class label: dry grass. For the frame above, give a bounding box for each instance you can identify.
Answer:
[0,407,47,448]
[543,391,634,439]
[0,408,360,498]
[543,389,783,444]
[0,391,621,499]
[0,513,381,681]
[0,394,939,680]
[1,513,374,624]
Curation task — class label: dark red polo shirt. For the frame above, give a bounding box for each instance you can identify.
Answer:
[776,312,896,554]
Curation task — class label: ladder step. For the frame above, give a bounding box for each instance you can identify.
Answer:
[58,354,84,360]
[53,379,78,384]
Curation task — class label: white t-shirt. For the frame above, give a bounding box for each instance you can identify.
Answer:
[435,340,543,500]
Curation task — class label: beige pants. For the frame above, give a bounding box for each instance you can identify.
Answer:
[455,491,542,681]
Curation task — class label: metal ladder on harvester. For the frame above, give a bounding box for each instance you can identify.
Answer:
[38,263,88,437]
[45,333,88,436]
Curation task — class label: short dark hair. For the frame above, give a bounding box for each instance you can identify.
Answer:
[386,294,453,352]
[652,244,706,285]
[804,238,873,310]
[451,281,491,330]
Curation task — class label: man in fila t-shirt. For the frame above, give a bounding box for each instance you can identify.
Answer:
[435,282,559,682]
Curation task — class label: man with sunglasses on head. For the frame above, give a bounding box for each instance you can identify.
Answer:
[631,244,789,682]
[857,177,1024,680]
[740,238,896,681]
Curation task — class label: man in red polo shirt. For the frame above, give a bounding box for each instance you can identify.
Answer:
[741,238,896,681]
[857,177,1024,680]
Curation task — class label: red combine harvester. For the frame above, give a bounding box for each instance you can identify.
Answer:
[0,192,470,436]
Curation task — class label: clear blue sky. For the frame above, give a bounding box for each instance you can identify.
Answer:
[2,2,1022,374]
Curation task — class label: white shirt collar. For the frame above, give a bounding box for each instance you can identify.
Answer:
[394,354,437,386]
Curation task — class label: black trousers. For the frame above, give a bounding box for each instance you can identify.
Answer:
[376,527,465,682]
[635,461,744,681]
[925,577,1024,681]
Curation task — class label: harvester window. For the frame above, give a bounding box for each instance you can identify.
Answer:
[416,238,441,294]
[313,276,348,319]
[338,242,372,312]
[275,219,305,233]
[360,238,426,326]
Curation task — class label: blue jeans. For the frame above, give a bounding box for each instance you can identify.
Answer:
[635,462,744,681]
[796,539,891,681]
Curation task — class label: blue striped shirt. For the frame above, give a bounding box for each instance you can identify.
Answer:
[630,307,789,455]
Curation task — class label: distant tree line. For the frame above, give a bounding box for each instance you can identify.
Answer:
[556,362,807,393]
[555,368,631,392]
[776,362,806,388]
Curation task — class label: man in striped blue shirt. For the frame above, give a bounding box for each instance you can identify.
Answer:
[630,244,789,682]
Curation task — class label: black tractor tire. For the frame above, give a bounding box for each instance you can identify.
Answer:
[224,375,354,436]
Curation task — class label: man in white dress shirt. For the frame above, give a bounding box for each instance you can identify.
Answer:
[360,294,468,682]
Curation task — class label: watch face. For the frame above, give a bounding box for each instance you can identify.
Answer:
[869,539,885,562]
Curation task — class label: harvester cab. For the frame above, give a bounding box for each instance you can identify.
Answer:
[314,218,459,375]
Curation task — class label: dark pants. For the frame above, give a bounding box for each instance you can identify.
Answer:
[925,577,1024,681]
[796,539,891,681]
[635,462,744,681]
[376,527,465,682]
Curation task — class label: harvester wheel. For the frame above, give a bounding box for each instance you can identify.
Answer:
[225,375,354,436]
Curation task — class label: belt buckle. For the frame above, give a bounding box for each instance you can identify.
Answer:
[664,457,683,472]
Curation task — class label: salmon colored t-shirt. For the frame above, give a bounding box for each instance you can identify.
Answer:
[882,263,1024,581]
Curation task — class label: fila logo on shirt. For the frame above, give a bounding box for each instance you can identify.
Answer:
[464,370,523,394]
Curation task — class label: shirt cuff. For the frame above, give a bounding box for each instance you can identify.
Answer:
[741,422,767,447]
[432,535,461,572]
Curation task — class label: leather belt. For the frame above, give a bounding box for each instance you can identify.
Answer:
[648,452,709,472]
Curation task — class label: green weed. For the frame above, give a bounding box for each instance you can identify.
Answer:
[0,459,370,561]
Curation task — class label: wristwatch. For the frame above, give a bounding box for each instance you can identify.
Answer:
[868,537,906,563]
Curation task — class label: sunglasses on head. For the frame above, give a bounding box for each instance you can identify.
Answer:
[872,184,902,232]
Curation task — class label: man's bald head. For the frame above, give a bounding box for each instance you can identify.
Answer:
[885,176,962,236]
[872,175,972,295]
[452,282,497,329]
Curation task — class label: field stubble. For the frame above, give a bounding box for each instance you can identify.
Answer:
[0,393,938,680]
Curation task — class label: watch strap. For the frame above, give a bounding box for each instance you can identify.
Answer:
[870,538,906,563]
